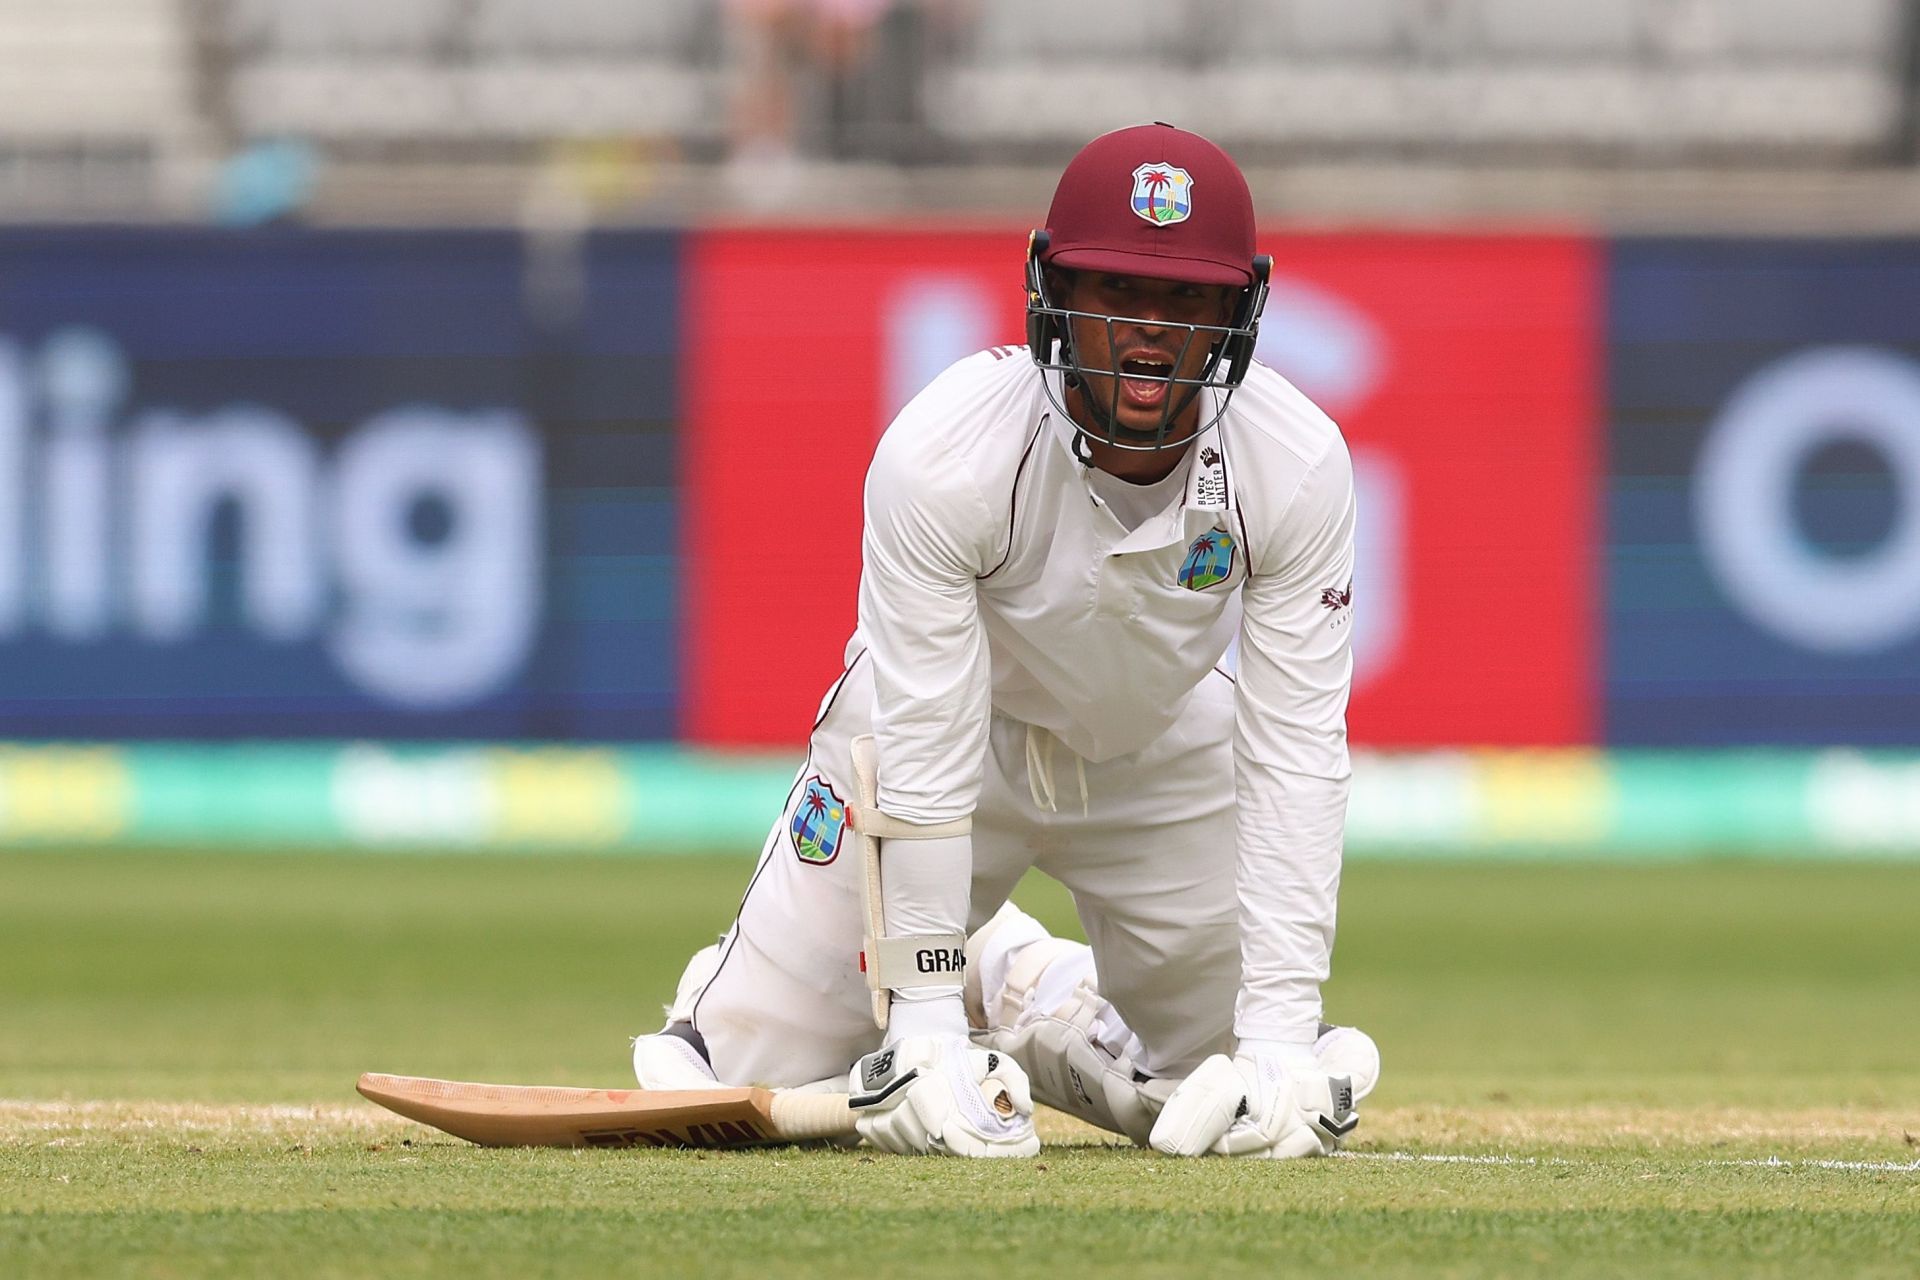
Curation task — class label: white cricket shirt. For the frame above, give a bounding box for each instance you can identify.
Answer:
[855,346,1357,1045]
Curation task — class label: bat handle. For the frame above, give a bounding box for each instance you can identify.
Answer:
[768,1090,859,1141]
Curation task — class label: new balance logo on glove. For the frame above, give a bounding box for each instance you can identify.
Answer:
[1316,1075,1359,1139]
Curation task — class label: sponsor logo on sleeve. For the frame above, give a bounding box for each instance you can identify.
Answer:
[1320,579,1353,628]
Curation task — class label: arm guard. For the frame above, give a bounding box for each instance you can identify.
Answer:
[849,733,972,1030]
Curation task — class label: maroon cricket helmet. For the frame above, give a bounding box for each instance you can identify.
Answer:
[1024,124,1272,454]
[1040,122,1258,287]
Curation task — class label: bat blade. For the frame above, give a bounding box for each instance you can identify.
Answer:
[356,1072,795,1149]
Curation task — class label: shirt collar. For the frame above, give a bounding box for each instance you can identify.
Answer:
[1182,409,1231,513]
[1040,370,1234,514]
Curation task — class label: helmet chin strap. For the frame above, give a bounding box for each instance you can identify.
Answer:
[1064,373,1096,466]
[1062,369,1205,467]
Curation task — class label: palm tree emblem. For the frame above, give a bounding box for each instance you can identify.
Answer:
[1132,164,1192,226]
[792,779,844,862]
[1141,169,1173,220]
[1181,530,1234,589]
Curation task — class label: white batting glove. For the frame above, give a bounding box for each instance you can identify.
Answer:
[848,1035,1040,1158]
[1149,1040,1359,1159]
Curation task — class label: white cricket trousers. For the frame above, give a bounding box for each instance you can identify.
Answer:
[673,652,1241,1087]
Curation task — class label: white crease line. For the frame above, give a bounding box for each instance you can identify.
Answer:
[1340,1151,1918,1172]
[1714,1157,1920,1172]
[1340,1152,1553,1166]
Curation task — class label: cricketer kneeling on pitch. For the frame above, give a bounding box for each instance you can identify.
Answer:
[632,123,1381,1159]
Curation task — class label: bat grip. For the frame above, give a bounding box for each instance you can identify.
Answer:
[768,1090,858,1141]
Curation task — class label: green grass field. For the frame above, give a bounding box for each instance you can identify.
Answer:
[3,850,1917,1277]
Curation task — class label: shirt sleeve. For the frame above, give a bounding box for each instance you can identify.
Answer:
[858,429,996,824]
[1231,436,1357,1044]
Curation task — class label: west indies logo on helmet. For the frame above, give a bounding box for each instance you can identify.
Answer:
[1131,163,1194,225]
[1026,123,1271,457]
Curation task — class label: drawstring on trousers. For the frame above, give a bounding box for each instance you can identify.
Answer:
[1024,723,1088,817]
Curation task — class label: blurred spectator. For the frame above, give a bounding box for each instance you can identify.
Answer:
[210,138,319,227]
[723,0,935,204]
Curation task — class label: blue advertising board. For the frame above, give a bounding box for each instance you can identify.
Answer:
[1608,239,1920,745]
[0,229,680,738]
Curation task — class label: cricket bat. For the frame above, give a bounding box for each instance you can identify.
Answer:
[356,1072,858,1150]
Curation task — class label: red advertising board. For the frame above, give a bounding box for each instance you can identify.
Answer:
[683,230,1599,747]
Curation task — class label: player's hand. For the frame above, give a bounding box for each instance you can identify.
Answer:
[1149,1042,1358,1159]
[848,1035,1040,1158]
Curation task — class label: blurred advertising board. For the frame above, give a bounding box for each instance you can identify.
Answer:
[0,229,680,738]
[683,230,1600,748]
[1608,240,1920,745]
[4,741,1916,859]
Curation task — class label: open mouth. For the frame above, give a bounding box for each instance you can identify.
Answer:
[1117,357,1173,408]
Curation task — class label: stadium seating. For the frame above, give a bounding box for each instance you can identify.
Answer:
[0,0,197,145]
[223,0,723,145]
[930,0,1909,155]
[0,0,1911,210]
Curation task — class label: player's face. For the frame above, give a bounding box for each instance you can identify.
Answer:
[1057,270,1235,442]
